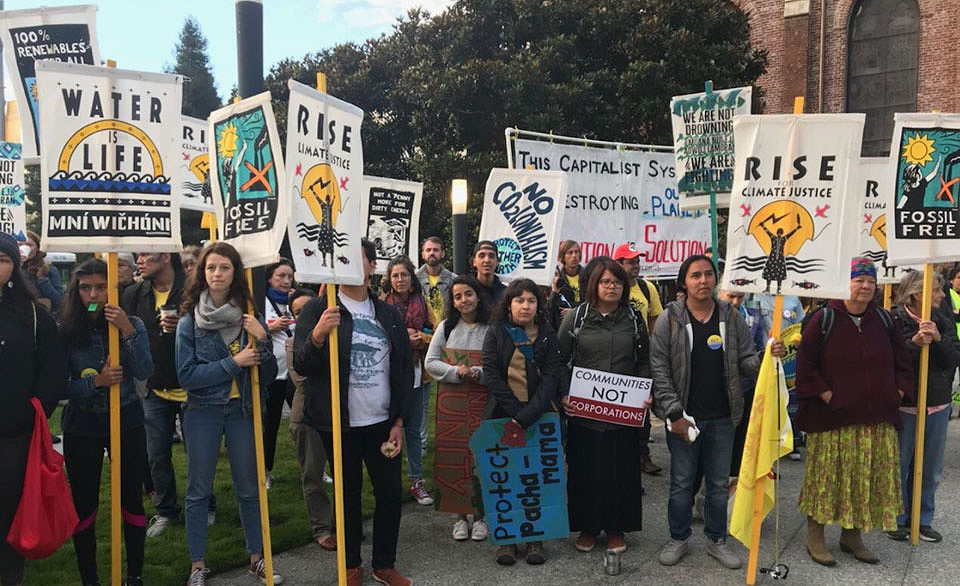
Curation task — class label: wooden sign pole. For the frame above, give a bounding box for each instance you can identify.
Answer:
[909,263,934,544]
[883,283,892,310]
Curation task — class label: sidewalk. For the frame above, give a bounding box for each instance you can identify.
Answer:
[211,417,960,586]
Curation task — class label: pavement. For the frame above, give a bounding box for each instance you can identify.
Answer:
[210,414,960,586]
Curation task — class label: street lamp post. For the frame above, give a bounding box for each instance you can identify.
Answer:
[451,179,468,274]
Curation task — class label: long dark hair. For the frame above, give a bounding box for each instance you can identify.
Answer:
[59,258,107,347]
[585,259,631,307]
[491,278,547,326]
[180,242,253,315]
[265,257,295,284]
[381,256,422,296]
[444,275,491,331]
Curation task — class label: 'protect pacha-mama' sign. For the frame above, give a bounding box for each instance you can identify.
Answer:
[566,367,652,427]
[469,413,568,545]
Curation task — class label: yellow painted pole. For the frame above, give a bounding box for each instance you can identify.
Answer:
[883,283,892,310]
[316,71,348,586]
[245,268,274,585]
[746,95,804,586]
[201,211,217,242]
[909,264,933,545]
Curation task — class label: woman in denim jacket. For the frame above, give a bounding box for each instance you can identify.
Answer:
[175,243,279,586]
[60,259,154,586]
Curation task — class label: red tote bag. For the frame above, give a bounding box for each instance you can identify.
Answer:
[6,398,79,560]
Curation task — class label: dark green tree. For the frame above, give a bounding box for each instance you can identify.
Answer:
[265,0,766,253]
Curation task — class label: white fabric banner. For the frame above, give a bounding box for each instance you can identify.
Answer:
[36,61,183,253]
[285,80,364,285]
[361,175,422,275]
[177,115,214,213]
[670,86,752,209]
[511,137,705,278]
[0,4,100,163]
[886,113,960,265]
[208,91,287,268]
[0,142,26,241]
[722,114,864,300]
[855,157,918,284]
[478,168,568,286]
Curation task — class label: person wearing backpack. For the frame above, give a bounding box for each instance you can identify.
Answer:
[547,240,583,330]
[558,258,651,555]
[795,258,914,567]
[0,232,66,586]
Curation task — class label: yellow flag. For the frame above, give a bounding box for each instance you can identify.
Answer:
[730,345,794,546]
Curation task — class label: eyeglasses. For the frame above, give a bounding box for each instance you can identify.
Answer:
[599,279,624,289]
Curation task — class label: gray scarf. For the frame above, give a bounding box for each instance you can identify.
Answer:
[194,290,244,346]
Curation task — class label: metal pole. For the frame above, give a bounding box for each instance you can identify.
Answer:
[452,214,467,274]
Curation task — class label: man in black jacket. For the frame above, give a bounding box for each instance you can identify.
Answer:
[293,239,414,586]
[122,252,214,537]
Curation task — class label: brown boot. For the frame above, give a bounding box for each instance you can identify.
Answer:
[839,528,879,564]
[806,518,837,566]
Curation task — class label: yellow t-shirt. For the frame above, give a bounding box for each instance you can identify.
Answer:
[228,336,242,399]
[628,280,664,321]
[566,273,581,303]
[426,273,444,327]
[152,287,188,402]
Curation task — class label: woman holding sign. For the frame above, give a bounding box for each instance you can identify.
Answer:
[557,258,651,555]
[175,243,280,586]
[482,279,563,566]
[59,259,154,586]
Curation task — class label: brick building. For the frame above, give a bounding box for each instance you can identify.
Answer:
[735,0,959,155]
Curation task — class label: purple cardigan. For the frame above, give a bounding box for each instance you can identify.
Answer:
[795,299,915,433]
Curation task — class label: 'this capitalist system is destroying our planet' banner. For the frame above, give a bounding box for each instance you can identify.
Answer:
[285,80,365,285]
[478,168,567,286]
[36,61,183,253]
[886,113,960,265]
[0,4,101,163]
[722,114,865,300]
[670,86,752,209]
[209,91,287,268]
[361,176,423,275]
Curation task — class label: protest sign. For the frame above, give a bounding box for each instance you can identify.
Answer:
[722,114,865,300]
[208,92,286,267]
[361,175,422,274]
[0,143,26,241]
[469,412,568,545]
[856,157,916,284]
[886,113,960,265]
[285,80,364,285]
[478,168,567,286]
[566,367,651,427]
[177,116,214,213]
[0,5,100,163]
[36,61,183,253]
[670,86,752,208]
[434,349,486,515]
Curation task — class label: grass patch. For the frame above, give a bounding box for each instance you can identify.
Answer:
[27,387,437,586]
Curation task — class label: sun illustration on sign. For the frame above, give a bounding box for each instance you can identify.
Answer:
[870,214,887,250]
[217,122,239,159]
[295,163,350,269]
[902,133,936,165]
[747,200,814,256]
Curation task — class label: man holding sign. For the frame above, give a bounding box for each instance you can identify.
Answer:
[558,258,652,554]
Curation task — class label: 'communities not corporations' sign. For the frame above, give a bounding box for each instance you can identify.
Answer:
[566,366,652,427]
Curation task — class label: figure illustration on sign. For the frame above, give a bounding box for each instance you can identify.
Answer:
[732,200,824,293]
[182,153,212,206]
[892,129,960,240]
[368,216,407,261]
[862,214,895,278]
[215,110,275,209]
[296,163,350,268]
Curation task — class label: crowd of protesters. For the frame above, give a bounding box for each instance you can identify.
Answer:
[1,227,958,586]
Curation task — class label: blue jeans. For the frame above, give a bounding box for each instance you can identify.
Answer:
[666,417,734,542]
[897,408,950,527]
[405,381,431,479]
[184,400,262,562]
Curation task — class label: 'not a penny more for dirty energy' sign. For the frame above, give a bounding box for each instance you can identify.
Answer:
[566,366,652,427]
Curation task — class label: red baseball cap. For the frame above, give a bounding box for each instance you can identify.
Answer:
[613,242,641,261]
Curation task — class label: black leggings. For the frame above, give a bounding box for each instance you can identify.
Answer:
[64,427,147,585]
[0,429,32,586]
[263,378,293,472]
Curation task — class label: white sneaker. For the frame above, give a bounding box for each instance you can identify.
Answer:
[265,471,274,491]
[471,519,489,541]
[323,472,333,484]
[146,515,173,538]
[207,510,216,526]
[452,519,469,541]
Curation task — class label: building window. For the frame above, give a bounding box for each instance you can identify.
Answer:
[846,0,918,156]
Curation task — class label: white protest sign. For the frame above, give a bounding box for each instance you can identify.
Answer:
[361,176,423,275]
[0,143,26,240]
[886,113,960,265]
[670,86,752,208]
[856,157,918,284]
[0,4,101,162]
[285,80,364,285]
[36,61,183,253]
[722,114,864,300]
[566,367,652,427]
[209,92,287,267]
[177,116,214,213]
[478,168,567,286]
